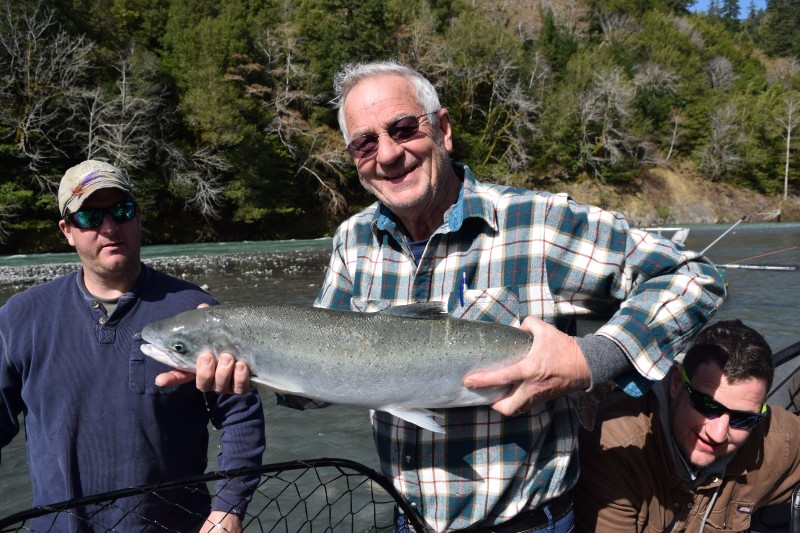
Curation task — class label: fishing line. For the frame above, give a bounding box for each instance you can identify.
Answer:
[727,246,798,265]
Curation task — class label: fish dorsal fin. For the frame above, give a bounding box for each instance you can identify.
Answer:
[381,302,448,320]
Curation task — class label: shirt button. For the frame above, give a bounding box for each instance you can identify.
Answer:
[98,317,106,325]
[91,301,101,309]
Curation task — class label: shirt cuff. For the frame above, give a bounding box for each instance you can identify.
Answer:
[576,334,633,391]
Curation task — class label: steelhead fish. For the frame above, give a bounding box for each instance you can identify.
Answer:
[140,302,533,433]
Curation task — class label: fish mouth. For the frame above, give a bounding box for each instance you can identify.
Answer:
[140,343,196,372]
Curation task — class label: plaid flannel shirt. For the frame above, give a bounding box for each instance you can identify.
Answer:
[313,163,725,531]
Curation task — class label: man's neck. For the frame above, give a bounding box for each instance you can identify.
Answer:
[397,167,463,242]
[82,263,141,299]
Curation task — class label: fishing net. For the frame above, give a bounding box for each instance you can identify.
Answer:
[0,458,428,532]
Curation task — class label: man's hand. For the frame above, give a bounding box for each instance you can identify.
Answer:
[153,303,253,394]
[154,352,253,394]
[154,368,195,387]
[197,352,254,394]
[199,510,242,533]
[463,316,591,416]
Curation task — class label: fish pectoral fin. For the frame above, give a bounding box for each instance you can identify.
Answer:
[249,375,304,396]
[383,407,446,434]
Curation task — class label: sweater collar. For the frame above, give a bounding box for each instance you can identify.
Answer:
[76,263,148,309]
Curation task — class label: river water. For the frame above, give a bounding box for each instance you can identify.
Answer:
[0,223,798,518]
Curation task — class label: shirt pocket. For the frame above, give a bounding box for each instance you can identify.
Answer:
[129,333,179,396]
[702,499,754,531]
[449,286,521,327]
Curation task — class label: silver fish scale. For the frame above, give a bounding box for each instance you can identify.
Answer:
[144,303,533,410]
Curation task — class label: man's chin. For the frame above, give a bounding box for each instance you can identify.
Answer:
[99,254,140,273]
[688,450,721,469]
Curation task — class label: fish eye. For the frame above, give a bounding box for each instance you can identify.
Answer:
[171,342,187,353]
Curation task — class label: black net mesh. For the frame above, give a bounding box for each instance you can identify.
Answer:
[0,459,428,533]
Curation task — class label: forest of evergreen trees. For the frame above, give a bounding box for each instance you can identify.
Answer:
[1,0,799,253]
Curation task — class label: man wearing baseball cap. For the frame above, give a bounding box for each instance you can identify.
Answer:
[58,159,136,214]
[0,160,266,532]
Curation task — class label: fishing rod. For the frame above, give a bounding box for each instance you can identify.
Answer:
[717,246,799,271]
[700,215,747,255]
[717,264,797,271]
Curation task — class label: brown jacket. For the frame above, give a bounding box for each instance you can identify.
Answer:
[575,388,800,532]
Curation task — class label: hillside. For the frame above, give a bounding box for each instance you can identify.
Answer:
[559,167,800,226]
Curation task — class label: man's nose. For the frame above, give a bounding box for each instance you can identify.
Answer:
[704,413,731,442]
[375,132,405,164]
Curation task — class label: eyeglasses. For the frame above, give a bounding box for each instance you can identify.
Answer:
[681,368,767,429]
[345,111,438,159]
[64,200,138,229]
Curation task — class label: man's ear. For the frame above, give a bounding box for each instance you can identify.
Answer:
[59,219,75,247]
[668,364,683,400]
[436,108,454,153]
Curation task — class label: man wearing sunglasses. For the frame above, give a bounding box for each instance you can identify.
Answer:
[575,320,800,532]
[159,60,725,532]
[0,160,266,532]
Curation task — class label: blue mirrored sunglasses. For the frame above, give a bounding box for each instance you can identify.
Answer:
[681,368,767,429]
[64,200,138,229]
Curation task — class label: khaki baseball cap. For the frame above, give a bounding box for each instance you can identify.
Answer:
[58,160,135,217]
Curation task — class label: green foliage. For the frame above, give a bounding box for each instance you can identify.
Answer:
[756,0,800,57]
[294,0,398,95]
[2,0,800,253]
[538,8,578,76]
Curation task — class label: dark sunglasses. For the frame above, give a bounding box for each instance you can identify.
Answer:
[345,111,438,158]
[681,368,767,429]
[64,200,138,229]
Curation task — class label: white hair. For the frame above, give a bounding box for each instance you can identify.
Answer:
[332,59,441,142]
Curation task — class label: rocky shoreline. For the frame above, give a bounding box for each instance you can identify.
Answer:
[0,249,330,305]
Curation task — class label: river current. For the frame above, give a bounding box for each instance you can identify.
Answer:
[0,223,798,517]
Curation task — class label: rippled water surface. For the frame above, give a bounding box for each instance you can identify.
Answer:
[0,224,798,518]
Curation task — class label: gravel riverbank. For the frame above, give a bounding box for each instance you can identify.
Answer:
[0,249,330,305]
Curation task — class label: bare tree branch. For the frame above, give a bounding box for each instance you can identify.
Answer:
[697,102,744,180]
[165,145,229,221]
[0,2,93,188]
[778,95,800,200]
[249,23,351,216]
[706,56,738,90]
[577,67,635,179]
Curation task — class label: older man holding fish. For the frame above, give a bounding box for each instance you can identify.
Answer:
[156,60,726,532]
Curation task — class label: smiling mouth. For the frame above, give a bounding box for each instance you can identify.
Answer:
[383,164,417,180]
[694,433,724,452]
